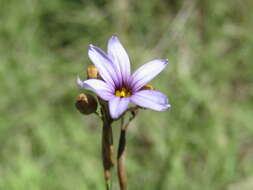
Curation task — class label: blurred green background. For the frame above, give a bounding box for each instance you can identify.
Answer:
[0,0,253,189]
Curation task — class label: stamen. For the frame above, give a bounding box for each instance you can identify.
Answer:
[115,87,131,98]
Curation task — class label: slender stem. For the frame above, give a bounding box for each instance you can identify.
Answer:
[117,118,127,190]
[101,101,114,190]
[117,110,137,190]
[102,120,114,187]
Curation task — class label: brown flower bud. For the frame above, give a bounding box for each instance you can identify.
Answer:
[141,84,155,90]
[75,93,97,115]
[87,65,98,79]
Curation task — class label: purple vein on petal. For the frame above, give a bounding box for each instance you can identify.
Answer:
[130,59,168,92]
[88,44,119,88]
[81,79,114,101]
[130,90,170,111]
[107,36,131,85]
[109,97,130,119]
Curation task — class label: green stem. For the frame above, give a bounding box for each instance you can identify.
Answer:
[117,124,127,190]
[101,100,114,190]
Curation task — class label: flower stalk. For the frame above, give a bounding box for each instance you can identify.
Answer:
[100,101,114,189]
[117,109,138,190]
[102,119,113,189]
[117,126,127,190]
[117,117,128,190]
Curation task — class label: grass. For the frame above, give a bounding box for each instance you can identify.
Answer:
[0,0,253,189]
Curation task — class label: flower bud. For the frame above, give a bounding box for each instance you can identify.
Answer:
[75,93,97,115]
[141,84,155,90]
[87,65,98,79]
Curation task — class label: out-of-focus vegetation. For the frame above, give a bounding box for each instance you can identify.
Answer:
[0,0,253,189]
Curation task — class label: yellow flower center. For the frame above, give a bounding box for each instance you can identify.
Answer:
[115,87,131,98]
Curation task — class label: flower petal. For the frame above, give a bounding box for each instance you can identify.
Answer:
[88,45,119,88]
[130,59,168,92]
[107,36,131,85]
[77,76,84,88]
[130,90,170,111]
[109,97,130,119]
[78,78,114,101]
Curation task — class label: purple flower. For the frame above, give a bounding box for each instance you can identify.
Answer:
[78,36,171,119]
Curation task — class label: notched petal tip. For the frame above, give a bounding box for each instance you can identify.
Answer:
[88,44,95,50]
[110,35,119,41]
[163,104,171,111]
[77,76,83,88]
[160,59,169,65]
[154,59,169,67]
[108,35,121,47]
[155,103,171,111]
[89,44,101,52]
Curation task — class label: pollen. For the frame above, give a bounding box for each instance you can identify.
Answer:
[115,87,131,98]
